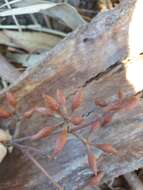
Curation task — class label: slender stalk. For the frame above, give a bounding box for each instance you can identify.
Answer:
[12,136,32,143]
[13,120,21,139]
[70,118,97,132]
[16,145,64,190]
[12,117,97,145]
[86,119,100,141]
[58,109,70,123]
[12,142,51,159]
[12,123,62,143]
[71,131,88,147]
[25,151,64,190]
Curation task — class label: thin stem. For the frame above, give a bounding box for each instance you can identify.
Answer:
[18,147,64,190]
[70,131,88,147]
[12,122,63,143]
[12,136,32,143]
[70,118,97,132]
[86,119,100,141]
[12,119,21,139]
[12,142,51,158]
[49,118,98,138]
[58,109,70,123]
[12,118,97,145]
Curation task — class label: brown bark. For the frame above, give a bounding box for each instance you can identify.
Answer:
[0,0,143,190]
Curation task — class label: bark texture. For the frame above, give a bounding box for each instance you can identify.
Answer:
[0,0,143,189]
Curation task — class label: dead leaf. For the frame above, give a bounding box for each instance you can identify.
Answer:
[7,51,48,68]
[0,30,62,52]
[1,2,86,30]
[0,53,20,83]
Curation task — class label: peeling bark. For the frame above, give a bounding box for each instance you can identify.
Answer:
[0,0,143,190]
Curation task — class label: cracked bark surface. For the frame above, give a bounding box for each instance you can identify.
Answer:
[0,0,143,189]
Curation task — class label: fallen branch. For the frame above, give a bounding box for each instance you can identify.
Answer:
[0,0,143,189]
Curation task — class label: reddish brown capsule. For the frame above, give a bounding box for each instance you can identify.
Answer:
[23,108,35,118]
[32,127,53,140]
[120,95,140,111]
[95,98,107,107]
[89,172,104,187]
[91,119,100,132]
[105,94,140,113]
[34,107,51,115]
[70,116,84,125]
[0,107,11,118]
[87,149,97,175]
[102,112,114,127]
[71,89,84,111]
[96,144,118,155]
[56,89,66,106]
[53,128,68,156]
[103,100,121,112]
[43,95,60,112]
